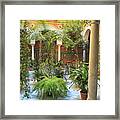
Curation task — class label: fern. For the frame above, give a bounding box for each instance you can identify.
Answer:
[33,76,67,99]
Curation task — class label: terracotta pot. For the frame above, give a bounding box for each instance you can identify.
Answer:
[80,91,87,100]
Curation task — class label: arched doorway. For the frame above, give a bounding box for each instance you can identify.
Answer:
[83,28,91,63]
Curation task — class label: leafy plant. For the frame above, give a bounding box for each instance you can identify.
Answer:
[53,61,64,78]
[34,59,65,82]
[70,63,88,93]
[20,21,31,98]
[33,76,67,99]
[62,20,91,48]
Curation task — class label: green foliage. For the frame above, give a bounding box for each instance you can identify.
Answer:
[34,59,64,82]
[41,30,59,59]
[53,61,64,78]
[62,20,91,48]
[20,20,91,97]
[30,29,62,82]
[34,59,54,81]
[33,76,67,99]
[20,21,31,97]
[70,63,88,92]
[27,28,61,82]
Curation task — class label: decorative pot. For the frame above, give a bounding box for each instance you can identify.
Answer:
[80,91,87,100]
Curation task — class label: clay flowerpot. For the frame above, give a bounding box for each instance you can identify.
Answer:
[80,91,87,100]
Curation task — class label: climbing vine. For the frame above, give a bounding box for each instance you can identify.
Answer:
[20,21,31,98]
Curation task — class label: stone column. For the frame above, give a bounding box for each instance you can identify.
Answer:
[58,44,61,61]
[31,40,35,60]
[87,20,100,100]
[31,44,34,60]
[57,40,62,62]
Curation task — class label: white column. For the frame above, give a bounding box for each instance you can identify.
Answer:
[30,39,35,61]
[58,45,61,61]
[57,40,62,62]
[31,44,34,60]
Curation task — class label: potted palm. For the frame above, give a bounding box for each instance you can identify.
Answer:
[70,63,88,100]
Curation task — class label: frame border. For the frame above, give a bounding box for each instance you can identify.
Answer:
[0,0,119,119]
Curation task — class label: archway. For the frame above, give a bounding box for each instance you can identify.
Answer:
[83,29,91,63]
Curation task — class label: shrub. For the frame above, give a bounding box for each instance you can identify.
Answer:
[33,76,67,99]
[70,63,88,93]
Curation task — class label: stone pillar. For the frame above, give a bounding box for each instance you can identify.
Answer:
[30,39,35,61]
[87,20,100,100]
[31,44,34,60]
[58,44,61,61]
[57,40,62,62]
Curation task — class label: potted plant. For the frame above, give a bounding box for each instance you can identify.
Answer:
[70,63,88,100]
[33,76,67,100]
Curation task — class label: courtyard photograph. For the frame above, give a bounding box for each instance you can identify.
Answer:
[20,20,100,100]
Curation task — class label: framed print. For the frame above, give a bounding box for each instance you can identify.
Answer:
[0,0,119,119]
